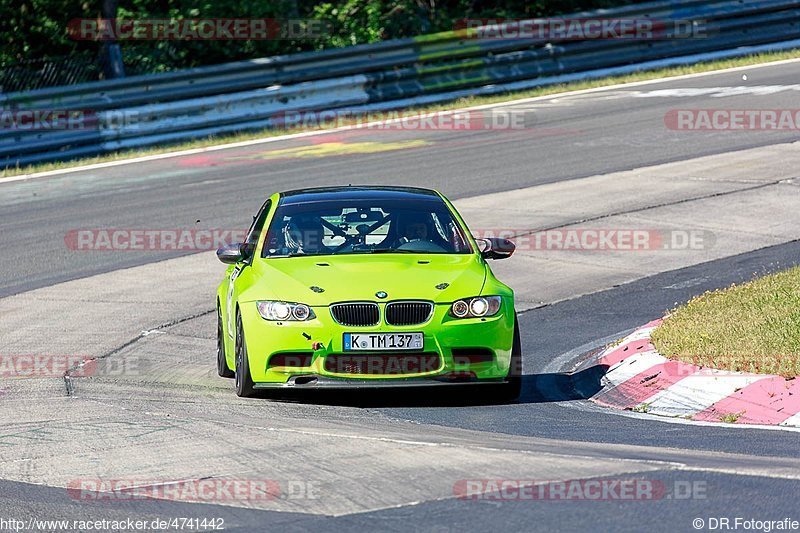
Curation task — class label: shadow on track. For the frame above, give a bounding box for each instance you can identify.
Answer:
[248,365,608,408]
[519,364,608,404]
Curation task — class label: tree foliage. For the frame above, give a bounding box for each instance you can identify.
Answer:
[1,0,633,72]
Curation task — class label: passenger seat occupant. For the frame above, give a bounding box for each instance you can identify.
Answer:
[283,215,328,255]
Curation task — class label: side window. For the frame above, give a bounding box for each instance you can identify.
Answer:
[243,199,272,261]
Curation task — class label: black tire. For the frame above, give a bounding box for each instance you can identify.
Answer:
[217,305,234,378]
[500,316,522,402]
[234,311,256,397]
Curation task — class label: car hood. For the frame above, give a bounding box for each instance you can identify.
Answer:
[243,254,487,305]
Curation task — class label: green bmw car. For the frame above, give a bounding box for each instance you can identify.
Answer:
[216,186,521,399]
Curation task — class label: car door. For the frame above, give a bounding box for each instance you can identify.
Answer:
[226,199,272,338]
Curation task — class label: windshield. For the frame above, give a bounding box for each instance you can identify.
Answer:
[262,198,472,257]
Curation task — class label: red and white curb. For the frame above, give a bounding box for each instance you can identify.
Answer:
[590,320,800,427]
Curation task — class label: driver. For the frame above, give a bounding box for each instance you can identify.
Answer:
[402,221,429,241]
[393,213,434,247]
[283,214,328,254]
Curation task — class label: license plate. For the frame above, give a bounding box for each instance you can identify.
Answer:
[343,332,423,351]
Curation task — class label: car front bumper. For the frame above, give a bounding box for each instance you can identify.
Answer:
[238,299,515,385]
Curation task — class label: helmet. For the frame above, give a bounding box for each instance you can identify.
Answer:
[283,214,325,253]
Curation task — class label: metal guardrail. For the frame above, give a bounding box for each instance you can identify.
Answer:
[3,0,800,169]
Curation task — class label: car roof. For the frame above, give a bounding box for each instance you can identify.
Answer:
[279,186,442,205]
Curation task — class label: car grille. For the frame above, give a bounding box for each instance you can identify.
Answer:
[324,353,441,374]
[385,301,433,326]
[330,303,380,326]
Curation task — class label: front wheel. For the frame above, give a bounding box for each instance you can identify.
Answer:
[234,312,256,397]
[217,306,234,378]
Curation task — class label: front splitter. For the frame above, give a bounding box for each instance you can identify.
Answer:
[253,375,507,389]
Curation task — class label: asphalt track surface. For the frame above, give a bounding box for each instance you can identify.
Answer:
[2,60,800,532]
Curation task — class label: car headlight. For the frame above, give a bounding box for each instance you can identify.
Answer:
[257,301,316,321]
[450,296,502,318]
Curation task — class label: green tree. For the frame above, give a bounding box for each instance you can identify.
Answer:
[0,0,634,76]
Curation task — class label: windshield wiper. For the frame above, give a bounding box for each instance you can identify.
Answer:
[268,251,308,258]
[365,248,416,254]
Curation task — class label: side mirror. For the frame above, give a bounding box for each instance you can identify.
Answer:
[217,243,246,264]
[477,237,515,260]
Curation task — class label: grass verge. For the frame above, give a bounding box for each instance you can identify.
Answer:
[3,49,800,179]
[651,267,800,378]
